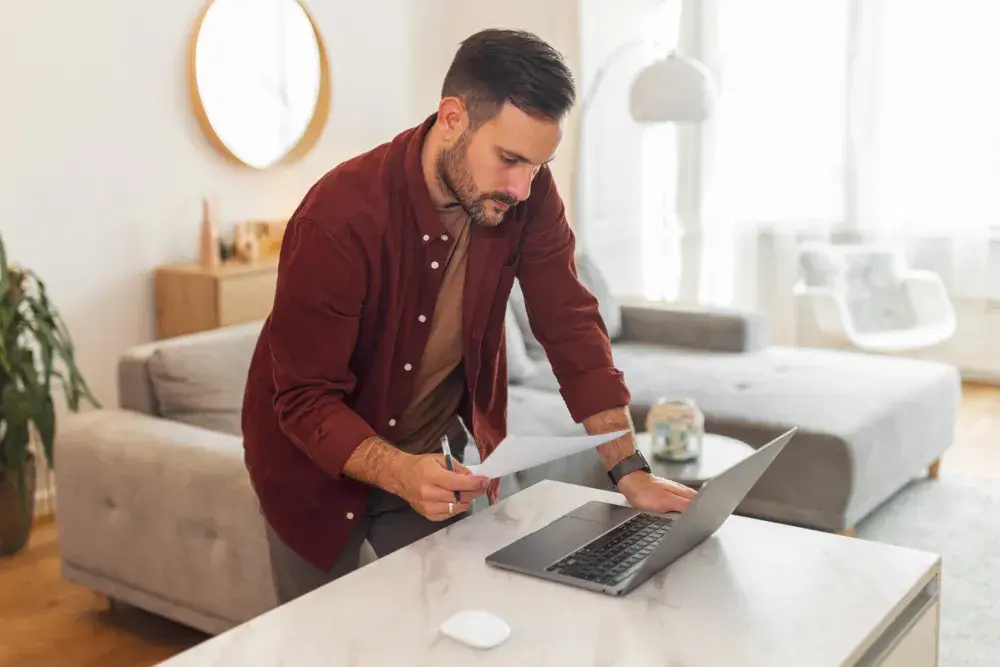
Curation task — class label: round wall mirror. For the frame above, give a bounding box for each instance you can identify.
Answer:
[190,0,330,169]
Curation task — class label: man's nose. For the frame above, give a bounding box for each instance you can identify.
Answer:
[508,166,534,202]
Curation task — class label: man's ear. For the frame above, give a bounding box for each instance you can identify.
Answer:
[437,96,469,142]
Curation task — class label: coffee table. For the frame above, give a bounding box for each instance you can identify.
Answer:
[635,431,755,488]
[158,480,942,667]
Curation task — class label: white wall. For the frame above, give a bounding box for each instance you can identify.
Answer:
[0,0,581,407]
[406,0,581,215]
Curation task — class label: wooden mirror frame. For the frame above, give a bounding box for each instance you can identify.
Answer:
[188,0,332,168]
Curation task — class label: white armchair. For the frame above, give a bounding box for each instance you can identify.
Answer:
[793,242,957,353]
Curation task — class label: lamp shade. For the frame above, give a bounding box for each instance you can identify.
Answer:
[629,53,716,123]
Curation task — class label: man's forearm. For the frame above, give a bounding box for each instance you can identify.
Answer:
[584,406,638,470]
[342,435,412,495]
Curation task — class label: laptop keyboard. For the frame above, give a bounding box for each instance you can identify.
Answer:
[545,512,675,586]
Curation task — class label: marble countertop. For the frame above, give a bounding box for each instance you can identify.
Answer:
[158,480,940,667]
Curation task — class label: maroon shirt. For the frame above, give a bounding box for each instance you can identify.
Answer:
[241,114,631,570]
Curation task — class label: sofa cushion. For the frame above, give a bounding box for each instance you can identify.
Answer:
[505,305,537,383]
[508,252,622,358]
[841,251,919,334]
[575,252,622,339]
[519,341,959,440]
[145,322,262,436]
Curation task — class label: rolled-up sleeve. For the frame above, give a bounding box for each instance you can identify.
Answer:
[267,215,376,479]
[516,168,631,422]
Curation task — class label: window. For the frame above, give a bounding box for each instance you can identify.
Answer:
[706,1,851,227]
[870,0,1000,235]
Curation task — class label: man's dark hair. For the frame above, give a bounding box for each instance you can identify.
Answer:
[441,29,576,129]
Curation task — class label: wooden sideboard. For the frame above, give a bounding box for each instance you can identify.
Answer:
[154,258,278,339]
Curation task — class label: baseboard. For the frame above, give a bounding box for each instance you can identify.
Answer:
[957,369,1000,386]
[32,476,56,519]
[34,486,56,519]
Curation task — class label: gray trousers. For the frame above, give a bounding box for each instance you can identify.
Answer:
[265,444,468,604]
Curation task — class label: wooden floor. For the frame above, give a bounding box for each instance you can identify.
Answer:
[2,382,998,667]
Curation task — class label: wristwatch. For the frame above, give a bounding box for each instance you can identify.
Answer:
[607,450,652,489]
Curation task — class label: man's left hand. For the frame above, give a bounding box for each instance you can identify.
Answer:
[616,470,696,514]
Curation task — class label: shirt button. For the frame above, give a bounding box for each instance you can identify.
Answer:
[430,261,440,269]
[418,314,427,323]
[423,234,430,242]
[441,234,449,241]
[346,512,355,520]
[389,418,396,426]
[404,363,413,371]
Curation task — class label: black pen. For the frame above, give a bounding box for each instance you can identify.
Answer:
[440,434,461,502]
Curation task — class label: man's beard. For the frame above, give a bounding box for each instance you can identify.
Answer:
[435,132,518,227]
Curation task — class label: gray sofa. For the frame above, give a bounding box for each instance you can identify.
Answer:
[54,286,961,635]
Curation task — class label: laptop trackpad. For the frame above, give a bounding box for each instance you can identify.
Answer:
[487,515,608,572]
[569,500,641,524]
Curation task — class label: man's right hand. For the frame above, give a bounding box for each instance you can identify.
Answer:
[396,454,491,521]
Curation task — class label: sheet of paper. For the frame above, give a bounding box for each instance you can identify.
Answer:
[466,430,630,480]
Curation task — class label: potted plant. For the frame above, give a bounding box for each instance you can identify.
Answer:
[0,231,100,555]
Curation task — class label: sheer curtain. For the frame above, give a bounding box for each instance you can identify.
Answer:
[696,0,1000,307]
[854,0,1000,300]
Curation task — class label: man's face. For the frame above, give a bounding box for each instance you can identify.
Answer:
[436,103,563,227]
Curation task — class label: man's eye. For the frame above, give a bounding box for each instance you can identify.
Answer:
[501,154,519,164]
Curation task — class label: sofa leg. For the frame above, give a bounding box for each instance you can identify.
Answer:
[928,459,941,479]
[839,527,856,538]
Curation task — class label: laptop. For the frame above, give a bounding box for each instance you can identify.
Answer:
[485,427,797,596]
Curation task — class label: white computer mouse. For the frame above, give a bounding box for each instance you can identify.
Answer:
[439,609,511,650]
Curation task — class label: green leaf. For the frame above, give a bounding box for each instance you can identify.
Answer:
[0,230,100,479]
[0,232,9,294]
[33,393,55,471]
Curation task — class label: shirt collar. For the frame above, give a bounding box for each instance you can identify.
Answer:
[404,113,449,240]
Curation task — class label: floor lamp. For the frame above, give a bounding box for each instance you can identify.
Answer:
[573,38,717,298]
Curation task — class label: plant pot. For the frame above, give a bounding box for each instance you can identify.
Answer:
[0,452,37,556]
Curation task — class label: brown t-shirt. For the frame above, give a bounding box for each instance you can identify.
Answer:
[393,204,471,454]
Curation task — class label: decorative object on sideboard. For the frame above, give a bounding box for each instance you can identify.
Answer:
[197,195,286,266]
[189,0,332,169]
[233,222,261,263]
[216,220,286,264]
[251,220,287,258]
[0,231,100,556]
[199,196,221,270]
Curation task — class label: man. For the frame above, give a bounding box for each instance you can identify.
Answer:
[241,28,696,604]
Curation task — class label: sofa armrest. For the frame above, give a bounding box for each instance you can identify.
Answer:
[617,298,771,352]
[54,408,277,629]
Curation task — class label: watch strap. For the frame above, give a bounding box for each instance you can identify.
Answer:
[607,451,651,488]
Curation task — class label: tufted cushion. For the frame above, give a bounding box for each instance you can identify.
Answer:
[145,322,262,436]
[511,340,960,530]
[519,341,957,439]
[55,409,278,631]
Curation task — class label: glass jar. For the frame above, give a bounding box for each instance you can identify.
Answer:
[646,397,704,462]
